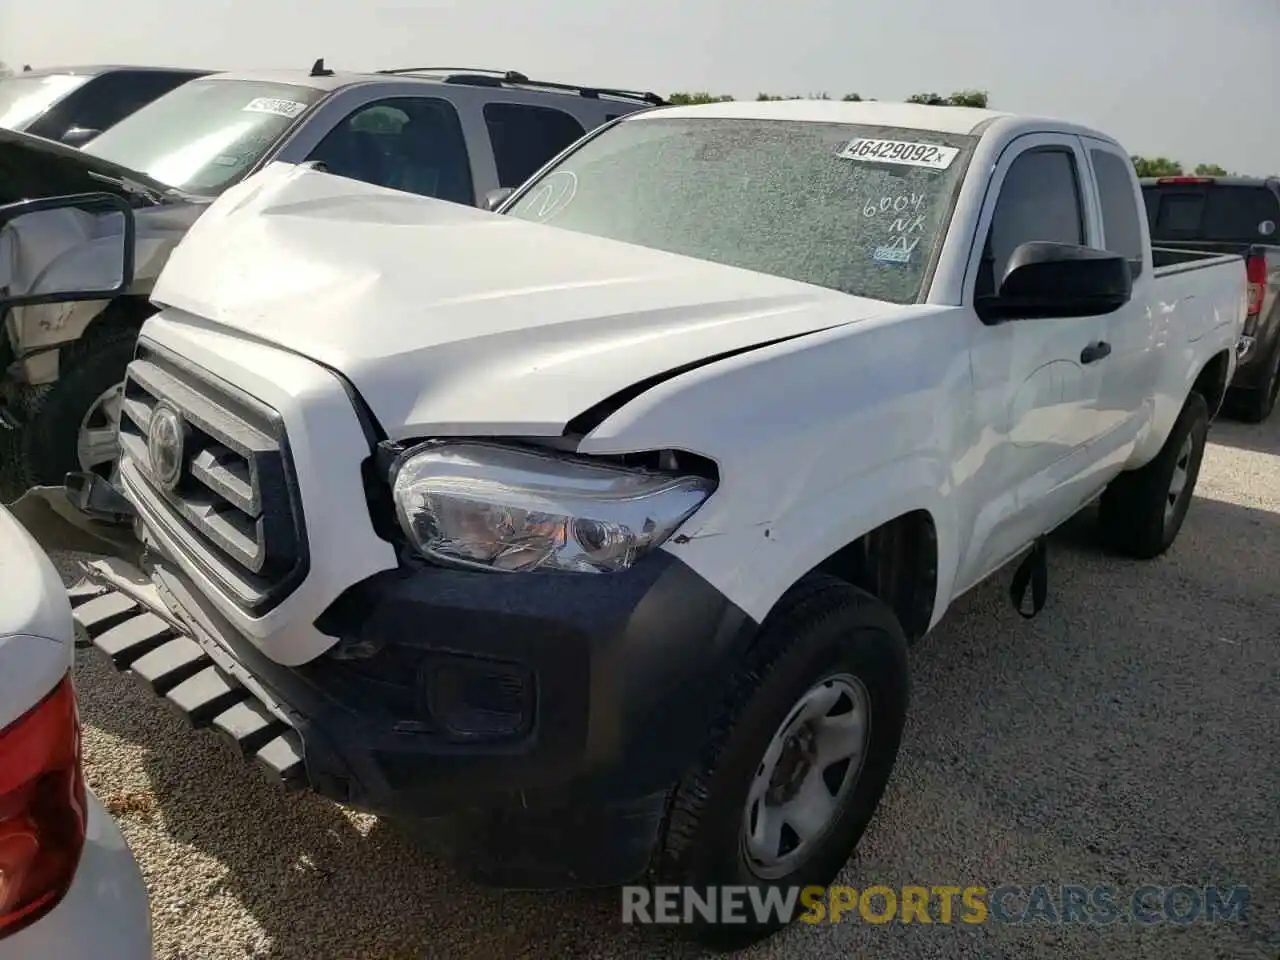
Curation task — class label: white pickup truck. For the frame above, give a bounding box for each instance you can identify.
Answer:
[7,100,1248,948]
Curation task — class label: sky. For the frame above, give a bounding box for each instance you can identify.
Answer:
[2,0,1277,175]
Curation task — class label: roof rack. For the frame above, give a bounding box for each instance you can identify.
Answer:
[374,66,666,106]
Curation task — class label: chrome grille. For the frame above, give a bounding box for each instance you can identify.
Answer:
[117,340,308,615]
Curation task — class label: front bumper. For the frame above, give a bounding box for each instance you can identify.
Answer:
[26,486,757,889]
[0,789,152,960]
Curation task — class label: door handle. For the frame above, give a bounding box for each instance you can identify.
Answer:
[1080,341,1112,364]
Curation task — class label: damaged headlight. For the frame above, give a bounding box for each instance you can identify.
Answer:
[391,442,715,573]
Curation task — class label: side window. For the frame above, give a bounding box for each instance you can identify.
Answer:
[307,97,474,205]
[32,71,193,138]
[483,102,587,187]
[977,148,1084,298]
[1091,148,1145,278]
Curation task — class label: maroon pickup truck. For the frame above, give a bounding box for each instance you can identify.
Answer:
[1142,175,1280,422]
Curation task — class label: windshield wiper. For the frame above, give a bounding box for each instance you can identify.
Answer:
[86,169,176,205]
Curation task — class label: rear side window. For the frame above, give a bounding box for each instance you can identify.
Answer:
[484,102,586,187]
[978,148,1084,297]
[1143,184,1280,243]
[1091,149,1145,278]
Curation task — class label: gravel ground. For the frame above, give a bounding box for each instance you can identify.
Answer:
[56,415,1279,960]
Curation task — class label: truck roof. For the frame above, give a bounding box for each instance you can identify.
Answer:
[196,65,666,106]
[638,99,1121,146]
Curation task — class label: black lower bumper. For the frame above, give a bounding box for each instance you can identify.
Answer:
[64,520,757,888]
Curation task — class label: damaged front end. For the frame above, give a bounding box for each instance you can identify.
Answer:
[7,474,142,565]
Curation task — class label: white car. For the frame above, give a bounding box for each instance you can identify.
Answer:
[0,506,151,959]
[9,99,1250,950]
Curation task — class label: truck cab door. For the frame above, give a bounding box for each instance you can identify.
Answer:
[1081,138,1157,460]
[957,134,1109,589]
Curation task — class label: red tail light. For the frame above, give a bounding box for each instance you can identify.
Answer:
[1156,176,1214,185]
[0,673,86,938]
[1246,253,1266,318]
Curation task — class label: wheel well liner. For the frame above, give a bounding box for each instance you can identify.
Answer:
[1191,349,1231,419]
[808,509,938,643]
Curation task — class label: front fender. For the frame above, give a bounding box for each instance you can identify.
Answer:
[577,313,971,627]
[660,455,954,628]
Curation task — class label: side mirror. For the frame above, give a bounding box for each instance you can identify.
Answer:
[484,187,514,212]
[0,193,136,313]
[977,241,1133,323]
[59,126,101,147]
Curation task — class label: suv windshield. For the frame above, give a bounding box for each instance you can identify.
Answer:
[505,117,976,303]
[82,78,325,195]
[0,73,90,130]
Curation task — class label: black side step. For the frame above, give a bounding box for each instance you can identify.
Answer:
[76,601,308,791]
[72,591,140,647]
[94,613,175,668]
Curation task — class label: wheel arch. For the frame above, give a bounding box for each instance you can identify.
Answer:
[1191,348,1232,420]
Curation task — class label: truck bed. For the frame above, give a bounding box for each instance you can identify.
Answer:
[1151,245,1244,275]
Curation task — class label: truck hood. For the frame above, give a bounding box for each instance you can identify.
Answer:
[153,162,901,438]
[0,125,179,205]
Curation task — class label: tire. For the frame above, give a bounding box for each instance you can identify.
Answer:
[17,324,138,488]
[652,574,910,951]
[1232,345,1280,424]
[0,425,21,503]
[1098,391,1209,559]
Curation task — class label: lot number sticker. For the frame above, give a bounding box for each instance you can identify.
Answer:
[839,138,959,170]
[243,97,309,119]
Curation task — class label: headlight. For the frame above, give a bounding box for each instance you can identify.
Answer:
[391,442,715,573]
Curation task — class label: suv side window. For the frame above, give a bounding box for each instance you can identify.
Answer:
[307,97,474,204]
[27,70,195,140]
[483,102,586,187]
[977,147,1085,298]
[1091,148,1145,278]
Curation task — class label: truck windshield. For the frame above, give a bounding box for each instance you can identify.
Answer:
[82,78,325,196]
[0,73,90,131]
[504,117,976,304]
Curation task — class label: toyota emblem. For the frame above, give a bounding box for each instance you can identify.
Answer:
[147,402,186,490]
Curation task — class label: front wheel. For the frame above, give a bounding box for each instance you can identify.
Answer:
[1098,391,1209,559]
[18,324,137,488]
[653,574,910,950]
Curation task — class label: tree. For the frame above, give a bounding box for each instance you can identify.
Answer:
[1130,155,1183,178]
[755,92,839,101]
[907,90,989,108]
[1194,163,1230,176]
[945,89,988,108]
[668,91,735,105]
[670,88,977,106]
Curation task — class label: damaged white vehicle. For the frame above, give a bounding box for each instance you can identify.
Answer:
[10,100,1249,949]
